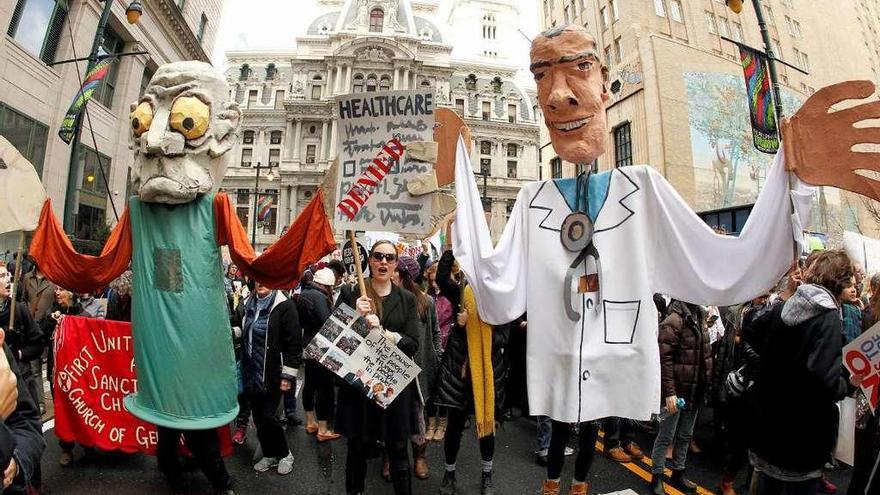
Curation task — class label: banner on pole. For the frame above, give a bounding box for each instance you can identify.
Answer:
[738,46,778,154]
[54,316,232,454]
[59,56,117,144]
[305,304,420,409]
[334,89,436,234]
[258,194,274,222]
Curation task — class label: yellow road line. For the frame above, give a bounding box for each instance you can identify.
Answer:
[593,437,717,495]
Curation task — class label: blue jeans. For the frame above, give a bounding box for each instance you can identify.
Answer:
[536,415,552,454]
[650,406,700,474]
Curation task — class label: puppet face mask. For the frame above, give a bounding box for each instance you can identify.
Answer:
[130,61,241,204]
[531,25,610,165]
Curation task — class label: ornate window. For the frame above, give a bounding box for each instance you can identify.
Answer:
[369,8,384,32]
[482,13,496,40]
[270,130,282,145]
[379,75,391,91]
[352,73,364,93]
[366,74,377,92]
[243,130,254,144]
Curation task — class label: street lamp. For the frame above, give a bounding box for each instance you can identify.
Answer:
[725,0,743,14]
[251,161,279,247]
[126,0,143,24]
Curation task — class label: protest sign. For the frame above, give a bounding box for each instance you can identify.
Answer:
[54,316,231,454]
[843,321,880,413]
[0,136,46,235]
[342,238,368,276]
[844,230,880,273]
[305,304,420,409]
[335,89,435,234]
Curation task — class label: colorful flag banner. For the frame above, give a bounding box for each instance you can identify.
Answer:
[738,46,778,154]
[58,56,117,144]
[258,194,273,222]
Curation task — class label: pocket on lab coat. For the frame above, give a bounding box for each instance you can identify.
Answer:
[603,300,640,344]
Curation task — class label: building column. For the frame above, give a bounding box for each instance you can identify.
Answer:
[329,119,338,161]
[393,67,400,90]
[345,64,353,93]
[319,120,329,161]
[335,65,344,94]
[403,69,410,90]
[326,67,333,93]
[293,119,302,160]
[284,119,295,159]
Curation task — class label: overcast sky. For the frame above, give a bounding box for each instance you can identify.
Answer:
[211,0,540,71]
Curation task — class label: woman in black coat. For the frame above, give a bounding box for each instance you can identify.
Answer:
[336,240,421,495]
[433,249,509,495]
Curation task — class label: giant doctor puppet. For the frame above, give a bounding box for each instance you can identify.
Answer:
[451,24,880,495]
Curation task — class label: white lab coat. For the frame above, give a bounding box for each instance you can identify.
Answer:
[453,138,813,423]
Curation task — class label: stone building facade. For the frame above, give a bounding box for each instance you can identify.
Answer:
[0,0,223,251]
[223,0,540,248]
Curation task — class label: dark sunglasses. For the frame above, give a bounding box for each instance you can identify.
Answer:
[371,252,397,262]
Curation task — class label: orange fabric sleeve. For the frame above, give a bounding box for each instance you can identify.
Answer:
[29,199,133,293]
[214,190,337,289]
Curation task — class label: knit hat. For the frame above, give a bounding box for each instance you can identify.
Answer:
[397,255,421,281]
[313,267,336,287]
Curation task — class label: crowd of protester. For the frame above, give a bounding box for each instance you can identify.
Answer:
[0,241,878,495]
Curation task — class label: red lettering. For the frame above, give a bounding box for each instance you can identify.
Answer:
[862,373,880,411]
[373,157,392,174]
[383,138,404,161]
[349,186,369,206]
[846,350,871,375]
[337,199,360,220]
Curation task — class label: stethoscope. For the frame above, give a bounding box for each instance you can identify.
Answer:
[561,163,601,322]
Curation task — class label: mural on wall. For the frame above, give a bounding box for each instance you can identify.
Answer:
[684,72,804,211]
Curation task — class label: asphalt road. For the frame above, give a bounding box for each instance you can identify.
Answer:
[37,408,853,495]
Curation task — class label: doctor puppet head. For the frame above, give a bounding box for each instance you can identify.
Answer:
[531,24,610,165]
[129,61,241,204]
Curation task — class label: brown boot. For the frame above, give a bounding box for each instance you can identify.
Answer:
[569,481,590,495]
[434,416,447,442]
[605,446,632,463]
[542,479,561,495]
[304,411,318,434]
[426,416,438,442]
[413,441,429,480]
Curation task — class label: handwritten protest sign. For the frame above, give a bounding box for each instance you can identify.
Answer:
[843,321,880,413]
[305,304,420,408]
[342,238,368,276]
[54,316,231,454]
[335,90,435,234]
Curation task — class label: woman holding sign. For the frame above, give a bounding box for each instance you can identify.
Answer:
[336,240,421,495]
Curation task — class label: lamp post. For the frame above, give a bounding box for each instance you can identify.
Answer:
[61,0,146,232]
[251,161,278,247]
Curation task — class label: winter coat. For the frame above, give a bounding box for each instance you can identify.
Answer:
[413,295,440,402]
[21,271,55,322]
[296,282,333,351]
[234,291,302,392]
[0,344,44,493]
[434,250,509,413]
[659,300,713,405]
[0,298,43,365]
[334,283,420,443]
[745,284,848,475]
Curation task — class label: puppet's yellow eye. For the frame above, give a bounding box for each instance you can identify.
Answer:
[130,102,153,137]
[169,96,210,140]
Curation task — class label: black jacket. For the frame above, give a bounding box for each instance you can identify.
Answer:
[0,299,43,365]
[234,291,302,391]
[434,250,509,413]
[296,282,333,349]
[745,285,848,474]
[0,344,45,493]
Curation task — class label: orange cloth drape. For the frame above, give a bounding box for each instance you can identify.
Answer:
[214,189,336,289]
[29,190,336,293]
[29,199,133,293]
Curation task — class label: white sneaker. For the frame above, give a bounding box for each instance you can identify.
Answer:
[564,446,575,456]
[277,453,295,475]
[254,456,280,472]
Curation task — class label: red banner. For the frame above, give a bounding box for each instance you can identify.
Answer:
[54,316,232,455]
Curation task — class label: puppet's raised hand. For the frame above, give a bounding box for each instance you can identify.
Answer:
[782,80,880,200]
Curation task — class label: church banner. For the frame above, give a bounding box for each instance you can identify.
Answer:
[305,304,420,409]
[53,316,232,454]
[334,89,436,234]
